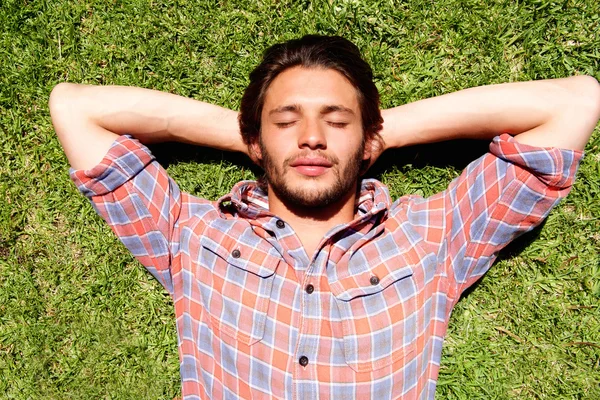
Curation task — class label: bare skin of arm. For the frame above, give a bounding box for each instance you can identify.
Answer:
[50,76,600,172]
[379,75,600,156]
[49,83,246,171]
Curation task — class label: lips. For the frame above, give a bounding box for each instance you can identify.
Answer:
[288,157,333,177]
[289,157,333,168]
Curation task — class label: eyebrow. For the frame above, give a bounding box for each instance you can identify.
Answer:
[320,105,355,116]
[268,104,301,116]
[268,104,355,116]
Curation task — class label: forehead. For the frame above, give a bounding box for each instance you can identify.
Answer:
[262,67,360,114]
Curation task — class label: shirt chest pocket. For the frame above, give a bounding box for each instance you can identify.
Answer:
[197,236,281,346]
[330,249,419,373]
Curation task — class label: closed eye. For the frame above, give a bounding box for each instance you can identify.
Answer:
[275,121,296,128]
[328,122,348,128]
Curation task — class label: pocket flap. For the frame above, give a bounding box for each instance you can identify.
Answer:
[331,265,413,301]
[200,235,280,278]
[328,232,417,301]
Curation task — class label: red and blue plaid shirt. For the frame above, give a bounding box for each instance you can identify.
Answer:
[71,134,582,399]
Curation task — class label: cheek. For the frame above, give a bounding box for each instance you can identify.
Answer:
[336,131,365,154]
[259,137,287,168]
[262,134,294,156]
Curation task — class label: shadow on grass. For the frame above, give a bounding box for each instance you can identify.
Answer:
[149,137,492,179]
[459,221,546,301]
[366,138,491,178]
[148,141,261,175]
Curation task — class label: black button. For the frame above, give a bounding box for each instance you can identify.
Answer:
[369,275,379,285]
[232,249,241,258]
[299,356,309,367]
[305,284,314,294]
[276,220,285,229]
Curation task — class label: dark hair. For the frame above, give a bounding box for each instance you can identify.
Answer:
[238,35,383,146]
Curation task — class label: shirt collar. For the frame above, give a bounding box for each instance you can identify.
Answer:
[217,178,391,220]
[355,178,392,218]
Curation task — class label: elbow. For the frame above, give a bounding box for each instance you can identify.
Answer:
[559,75,600,150]
[570,75,600,116]
[49,82,77,116]
[586,75,600,116]
[49,83,81,137]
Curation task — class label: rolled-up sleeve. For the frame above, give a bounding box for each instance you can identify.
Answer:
[70,135,181,294]
[444,134,583,297]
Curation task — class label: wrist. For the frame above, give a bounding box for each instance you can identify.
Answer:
[380,108,415,149]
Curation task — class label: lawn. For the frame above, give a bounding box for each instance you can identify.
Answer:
[1,0,599,398]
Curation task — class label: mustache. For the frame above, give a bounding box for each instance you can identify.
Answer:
[283,151,339,168]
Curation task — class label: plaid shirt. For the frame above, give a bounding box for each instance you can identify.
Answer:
[71,134,582,399]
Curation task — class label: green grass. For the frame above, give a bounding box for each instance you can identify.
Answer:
[1,0,599,398]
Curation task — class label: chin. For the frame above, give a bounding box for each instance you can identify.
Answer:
[279,184,352,209]
[266,167,359,209]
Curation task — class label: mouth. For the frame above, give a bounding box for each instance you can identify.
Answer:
[288,157,333,177]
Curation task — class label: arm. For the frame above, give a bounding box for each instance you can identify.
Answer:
[49,83,244,170]
[380,75,600,152]
[385,76,598,296]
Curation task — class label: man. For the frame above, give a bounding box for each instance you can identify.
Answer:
[50,35,599,399]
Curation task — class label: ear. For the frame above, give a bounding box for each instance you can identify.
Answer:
[360,135,385,174]
[362,140,373,161]
[248,141,263,166]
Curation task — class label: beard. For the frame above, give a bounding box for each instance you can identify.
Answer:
[259,139,365,208]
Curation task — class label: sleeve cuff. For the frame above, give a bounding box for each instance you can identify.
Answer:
[69,135,154,197]
[489,133,584,188]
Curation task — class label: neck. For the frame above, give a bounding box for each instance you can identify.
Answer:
[268,183,359,256]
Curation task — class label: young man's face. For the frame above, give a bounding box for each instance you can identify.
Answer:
[254,66,370,208]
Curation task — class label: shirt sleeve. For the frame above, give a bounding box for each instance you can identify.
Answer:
[443,134,583,298]
[70,135,182,294]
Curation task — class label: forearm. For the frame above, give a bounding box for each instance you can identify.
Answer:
[381,75,600,151]
[50,83,243,170]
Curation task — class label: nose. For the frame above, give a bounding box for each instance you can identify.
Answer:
[298,120,326,150]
